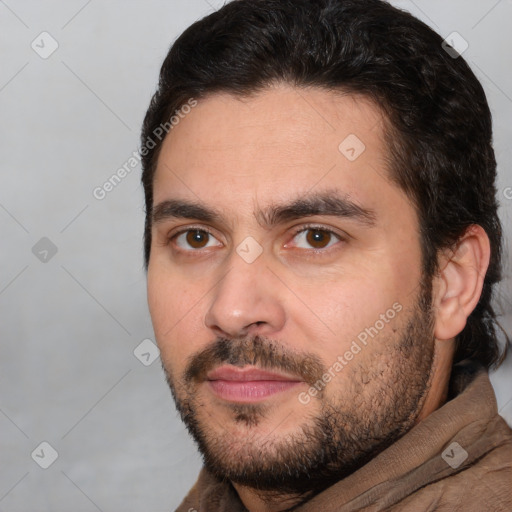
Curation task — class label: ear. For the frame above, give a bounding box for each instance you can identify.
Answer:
[432,225,491,340]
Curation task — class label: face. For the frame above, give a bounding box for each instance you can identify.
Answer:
[147,84,436,497]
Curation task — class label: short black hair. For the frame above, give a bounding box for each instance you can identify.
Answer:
[140,0,507,369]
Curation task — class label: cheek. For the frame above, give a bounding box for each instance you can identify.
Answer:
[147,264,170,335]
[147,264,204,366]
[287,262,414,361]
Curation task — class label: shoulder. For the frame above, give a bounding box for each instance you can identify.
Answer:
[393,417,512,511]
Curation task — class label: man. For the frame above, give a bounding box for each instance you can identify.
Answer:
[140,0,512,510]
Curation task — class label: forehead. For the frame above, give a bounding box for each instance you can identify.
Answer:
[152,84,409,225]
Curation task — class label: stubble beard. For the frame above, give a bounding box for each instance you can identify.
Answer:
[162,283,435,501]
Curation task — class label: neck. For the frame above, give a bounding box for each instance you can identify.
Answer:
[414,338,455,424]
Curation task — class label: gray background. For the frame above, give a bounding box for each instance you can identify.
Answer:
[0,1,511,511]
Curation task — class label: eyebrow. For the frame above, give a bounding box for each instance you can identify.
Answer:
[151,190,376,229]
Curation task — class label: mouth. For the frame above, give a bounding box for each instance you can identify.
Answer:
[205,365,304,403]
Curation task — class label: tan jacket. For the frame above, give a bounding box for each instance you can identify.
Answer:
[176,360,512,511]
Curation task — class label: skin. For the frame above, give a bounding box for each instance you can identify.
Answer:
[147,84,490,512]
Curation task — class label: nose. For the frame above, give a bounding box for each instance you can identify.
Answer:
[204,250,286,339]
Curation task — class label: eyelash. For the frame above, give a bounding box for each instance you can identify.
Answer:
[167,224,346,255]
[288,224,345,252]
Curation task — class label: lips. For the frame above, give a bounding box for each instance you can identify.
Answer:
[206,365,303,402]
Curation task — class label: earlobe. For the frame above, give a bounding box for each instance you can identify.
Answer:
[433,225,490,341]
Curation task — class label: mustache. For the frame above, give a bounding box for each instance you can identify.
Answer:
[184,335,326,386]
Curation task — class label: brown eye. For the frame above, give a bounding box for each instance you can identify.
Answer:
[288,227,342,251]
[173,229,221,251]
[185,230,210,248]
[305,229,332,248]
